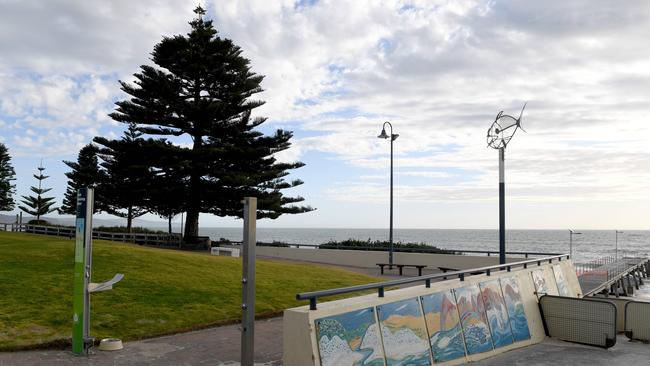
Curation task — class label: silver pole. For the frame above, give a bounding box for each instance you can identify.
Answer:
[569,230,572,258]
[83,188,94,347]
[241,197,257,366]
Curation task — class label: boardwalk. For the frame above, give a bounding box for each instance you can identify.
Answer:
[577,256,649,296]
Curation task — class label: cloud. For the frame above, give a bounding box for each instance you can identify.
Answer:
[2,0,650,220]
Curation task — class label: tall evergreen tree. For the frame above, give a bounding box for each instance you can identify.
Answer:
[60,144,105,215]
[19,162,57,222]
[0,143,16,211]
[95,124,151,232]
[107,7,312,241]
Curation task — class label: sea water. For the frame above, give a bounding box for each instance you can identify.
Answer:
[199,228,650,262]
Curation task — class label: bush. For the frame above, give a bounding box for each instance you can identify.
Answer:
[319,238,455,254]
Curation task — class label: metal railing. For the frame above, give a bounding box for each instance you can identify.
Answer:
[2,223,182,247]
[225,241,561,258]
[296,253,570,310]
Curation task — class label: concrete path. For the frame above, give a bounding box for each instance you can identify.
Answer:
[474,335,650,366]
[0,318,282,366]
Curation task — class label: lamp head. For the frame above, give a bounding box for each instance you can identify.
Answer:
[391,133,399,141]
[378,128,389,139]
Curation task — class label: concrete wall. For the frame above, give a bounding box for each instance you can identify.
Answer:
[283,259,581,366]
[256,246,518,270]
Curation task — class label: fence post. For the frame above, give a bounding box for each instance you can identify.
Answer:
[241,197,257,366]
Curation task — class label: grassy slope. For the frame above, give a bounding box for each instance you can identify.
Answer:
[0,232,379,349]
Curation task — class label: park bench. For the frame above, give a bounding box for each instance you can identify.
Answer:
[377,263,427,276]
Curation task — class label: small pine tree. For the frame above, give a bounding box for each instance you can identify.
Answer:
[0,143,16,211]
[60,144,105,215]
[19,162,57,222]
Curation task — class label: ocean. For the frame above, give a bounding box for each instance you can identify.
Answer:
[199,227,650,263]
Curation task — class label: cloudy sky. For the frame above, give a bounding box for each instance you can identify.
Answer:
[1,0,650,229]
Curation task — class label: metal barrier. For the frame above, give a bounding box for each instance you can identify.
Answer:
[297,254,570,310]
[539,295,616,348]
[625,301,650,342]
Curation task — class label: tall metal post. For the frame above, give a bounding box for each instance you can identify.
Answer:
[72,188,94,356]
[241,197,257,366]
[498,147,506,265]
[378,122,398,266]
[389,133,394,266]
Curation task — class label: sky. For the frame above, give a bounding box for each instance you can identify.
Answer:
[1,0,650,230]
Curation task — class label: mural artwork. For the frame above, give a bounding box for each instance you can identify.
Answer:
[377,298,432,365]
[421,290,467,363]
[500,277,532,342]
[315,307,385,366]
[531,269,551,298]
[454,285,494,355]
[553,265,572,297]
[480,280,514,348]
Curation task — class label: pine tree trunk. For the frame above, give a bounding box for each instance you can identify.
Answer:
[183,135,202,243]
[184,210,199,240]
[127,206,133,233]
[168,216,172,234]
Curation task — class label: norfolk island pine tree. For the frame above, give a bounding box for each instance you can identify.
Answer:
[18,162,57,223]
[98,7,313,244]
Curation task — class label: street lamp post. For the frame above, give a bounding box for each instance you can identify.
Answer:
[378,122,398,266]
[569,229,582,259]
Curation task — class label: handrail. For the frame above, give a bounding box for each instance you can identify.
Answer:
[296,253,571,310]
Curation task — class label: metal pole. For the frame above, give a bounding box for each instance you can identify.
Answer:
[499,147,506,265]
[569,231,572,258]
[241,197,257,366]
[389,133,394,266]
[72,187,94,356]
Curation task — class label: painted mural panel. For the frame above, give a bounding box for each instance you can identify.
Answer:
[377,298,432,366]
[315,307,385,366]
[479,280,514,348]
[500,277,531,342]
[420,290,466,363]
[531,269,550,298]
[454,285,493,355]
[553,264,572,297]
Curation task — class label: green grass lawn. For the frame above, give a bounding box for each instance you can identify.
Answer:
[0,231,380,350]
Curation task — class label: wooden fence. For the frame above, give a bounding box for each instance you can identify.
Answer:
[0,223,182,247]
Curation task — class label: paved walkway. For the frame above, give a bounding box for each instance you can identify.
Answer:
[0,318,283,366]
[474,335,650,366]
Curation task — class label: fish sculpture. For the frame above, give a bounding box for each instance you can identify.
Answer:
[487,103,527,149]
